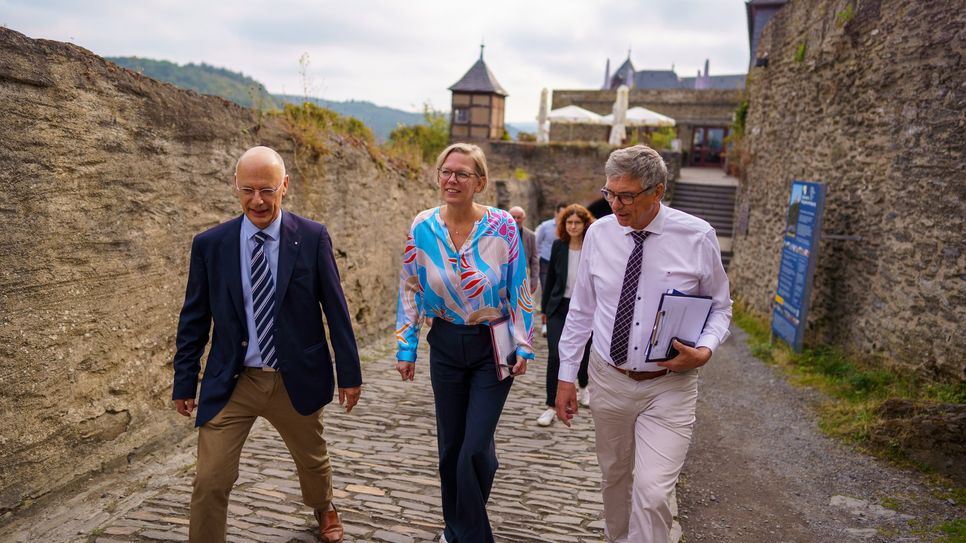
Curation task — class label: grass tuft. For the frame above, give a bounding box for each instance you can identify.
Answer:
[732,301,965,448]
[836,3,856,28]
[937,519,966,543]
[733,302,965,407]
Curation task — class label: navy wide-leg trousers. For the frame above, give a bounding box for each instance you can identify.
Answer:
[427,319,513,543]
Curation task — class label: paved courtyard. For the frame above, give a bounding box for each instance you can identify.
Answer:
[6,330,610,543]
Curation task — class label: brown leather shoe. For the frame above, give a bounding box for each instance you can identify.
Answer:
[314,505,344,543]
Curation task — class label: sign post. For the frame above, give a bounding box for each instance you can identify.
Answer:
[771,180,826,351]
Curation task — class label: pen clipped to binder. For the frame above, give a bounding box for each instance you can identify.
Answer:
[648,310,666,348]
[645,292,713,362]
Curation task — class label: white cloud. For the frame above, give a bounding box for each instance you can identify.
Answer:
[1,0,749,123]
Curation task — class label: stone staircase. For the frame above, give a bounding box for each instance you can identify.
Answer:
[669,181,737,269]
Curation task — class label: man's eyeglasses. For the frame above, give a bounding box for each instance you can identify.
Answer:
[438,168,479,183]
[236,181,283,199]
[600,185,657,205]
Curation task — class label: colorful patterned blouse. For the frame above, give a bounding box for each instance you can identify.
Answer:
[395,206,535,363]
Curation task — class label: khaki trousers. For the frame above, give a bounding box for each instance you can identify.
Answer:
[588,350,698,543]
[189,367,333,543]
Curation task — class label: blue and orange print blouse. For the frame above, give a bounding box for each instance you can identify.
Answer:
[395,206,535,363]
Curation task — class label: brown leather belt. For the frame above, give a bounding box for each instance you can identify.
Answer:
[609,365,670,382]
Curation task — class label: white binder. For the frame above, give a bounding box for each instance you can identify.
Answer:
[645,292,713,362]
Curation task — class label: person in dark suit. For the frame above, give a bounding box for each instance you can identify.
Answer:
[538,204,595,426]
[171,146,362,543]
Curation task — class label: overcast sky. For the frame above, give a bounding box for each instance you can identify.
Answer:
[1,0,750,123]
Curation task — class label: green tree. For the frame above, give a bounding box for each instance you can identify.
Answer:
[386,104,449,164]
[645,126,677,150]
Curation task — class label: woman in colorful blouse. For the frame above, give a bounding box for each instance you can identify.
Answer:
[395,143,534,543]
[538,204,595,427]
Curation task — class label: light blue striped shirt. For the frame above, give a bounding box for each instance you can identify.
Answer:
[240,213,282,368]
[535,217,558,261]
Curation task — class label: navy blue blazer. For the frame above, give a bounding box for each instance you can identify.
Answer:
[171,210,362,427]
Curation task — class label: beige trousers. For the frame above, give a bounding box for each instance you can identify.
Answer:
[189,367,333,543]
[588,350,699,543]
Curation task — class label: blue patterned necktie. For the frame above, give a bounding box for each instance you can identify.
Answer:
[609,230,650,366]
[251,232,278,369]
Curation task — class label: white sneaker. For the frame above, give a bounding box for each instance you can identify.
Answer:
[579,386,591,408]
[537,408,556,427]
[439,532,448,543]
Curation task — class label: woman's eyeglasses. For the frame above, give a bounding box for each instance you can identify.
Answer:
[438,169,479,183]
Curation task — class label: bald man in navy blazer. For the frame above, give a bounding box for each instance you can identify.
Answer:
[171,146,361,543]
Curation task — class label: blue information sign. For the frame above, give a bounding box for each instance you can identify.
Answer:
[771,180,826,351]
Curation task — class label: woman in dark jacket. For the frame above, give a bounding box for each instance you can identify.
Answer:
[537,204,594,426]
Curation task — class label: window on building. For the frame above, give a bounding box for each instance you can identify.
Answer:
[453,108,469,124]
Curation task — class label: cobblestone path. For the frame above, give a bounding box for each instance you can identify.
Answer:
[6,331,610,543]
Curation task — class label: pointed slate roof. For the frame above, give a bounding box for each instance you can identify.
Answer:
[633,70,681,89]
[608,56,636,89]
[449,50,508,96]
[614,56,635,78]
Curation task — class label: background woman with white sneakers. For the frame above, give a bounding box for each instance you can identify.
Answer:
[538,204,594,427]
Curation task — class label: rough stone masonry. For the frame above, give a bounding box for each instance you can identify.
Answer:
[730,0,965,381]
[0,27,442,515]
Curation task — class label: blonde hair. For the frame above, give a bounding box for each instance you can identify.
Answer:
[434,143,489,190]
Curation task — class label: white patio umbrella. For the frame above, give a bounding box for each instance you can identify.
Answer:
[601,107,677,127]
[624,106,676,127]
[536,88,550,144]
[547,105,606,124]
[608,85,629,145]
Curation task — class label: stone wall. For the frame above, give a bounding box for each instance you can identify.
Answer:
[730,0,965,380]
[484,141,613,225]
[548,123,610,144]
[0,28,439,513]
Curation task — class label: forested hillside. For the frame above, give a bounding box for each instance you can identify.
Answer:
[107,56,278,109]
[106,56,423,139]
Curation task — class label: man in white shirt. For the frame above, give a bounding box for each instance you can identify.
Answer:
[555,145,731,543]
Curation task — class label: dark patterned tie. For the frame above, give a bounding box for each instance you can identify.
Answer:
[251,232,278,369]
[609,230,650,366]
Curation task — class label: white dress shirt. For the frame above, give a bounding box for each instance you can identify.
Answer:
[558,204,732,381]
[563,248,580,298]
